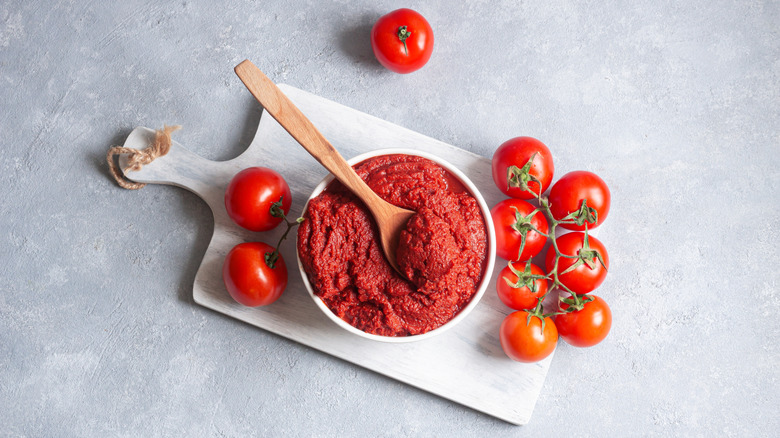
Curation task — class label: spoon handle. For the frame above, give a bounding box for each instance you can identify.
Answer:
[234,60,373,202]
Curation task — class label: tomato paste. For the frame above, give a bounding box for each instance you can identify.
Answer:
[297,154,488,336]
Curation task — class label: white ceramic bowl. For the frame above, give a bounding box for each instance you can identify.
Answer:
[296,148,496,343]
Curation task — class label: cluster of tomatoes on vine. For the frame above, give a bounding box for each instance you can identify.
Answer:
[220,167,298,308]
[490,137,613,363]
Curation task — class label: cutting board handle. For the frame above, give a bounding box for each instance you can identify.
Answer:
[120,126,232,210]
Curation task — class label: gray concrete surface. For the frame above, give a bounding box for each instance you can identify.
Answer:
[1,0,778,436]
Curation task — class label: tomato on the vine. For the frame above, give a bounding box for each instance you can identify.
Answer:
[496,261,548,311]
[492,137,554,199]
[545,232,609,294]
[548,170,610,231]
[500,311,558,363]
[225,167,291,232]
[555,295,612,347]
[223,242,287,307]
[491,198,548,261]
[371,8,434,74]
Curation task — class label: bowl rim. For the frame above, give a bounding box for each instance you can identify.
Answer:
[296,148,497,343]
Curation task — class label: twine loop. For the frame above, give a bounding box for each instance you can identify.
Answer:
[107,125,181,189]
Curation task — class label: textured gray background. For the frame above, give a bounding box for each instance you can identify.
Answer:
[1,0,778,436]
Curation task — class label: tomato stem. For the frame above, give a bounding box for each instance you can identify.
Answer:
[265,196,304,269]
[397,25,412,55]
[529,193,602,316]
[505,260,547,293]
[509,206,549,261]
[506,154,543,199]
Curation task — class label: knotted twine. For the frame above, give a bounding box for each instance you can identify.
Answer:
[106,125,181,189]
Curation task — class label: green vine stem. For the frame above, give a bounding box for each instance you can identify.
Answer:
[510,160,607,321]
[264,196,304,269]
[397,26,412,55]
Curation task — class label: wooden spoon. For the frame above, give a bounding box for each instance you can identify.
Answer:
[234,59,415,275]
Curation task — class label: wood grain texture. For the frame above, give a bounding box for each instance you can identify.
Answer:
[120,84,553,425]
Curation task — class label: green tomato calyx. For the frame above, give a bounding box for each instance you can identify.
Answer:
[504,260,546,293]
[397,26,412,55]
[509,206,547,260]
[558,228,608,275]
[506,154,543,198]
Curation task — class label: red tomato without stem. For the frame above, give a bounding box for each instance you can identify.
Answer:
[496,262,548,311]
[491,199,548,261]
[491,137,555,199]
[548,170,610,231]
[225,167,291,232]
[545,232,609,294]
[555,295,612,347]
[222,242,287,307]
[500,311,558,363]
[371,8,434,74]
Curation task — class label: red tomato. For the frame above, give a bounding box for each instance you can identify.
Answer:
[496,262,548,310]
[371,8,434,74]
[555,295,612,347]
[222,242,287,307]
[491,199,548,261]
[491,137,554,199]
[545,232,609,294]
[548,170,610,230]
[225,167,291,232]
[500,311,558,363]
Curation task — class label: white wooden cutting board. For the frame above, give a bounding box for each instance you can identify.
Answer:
[120,84,553,425]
